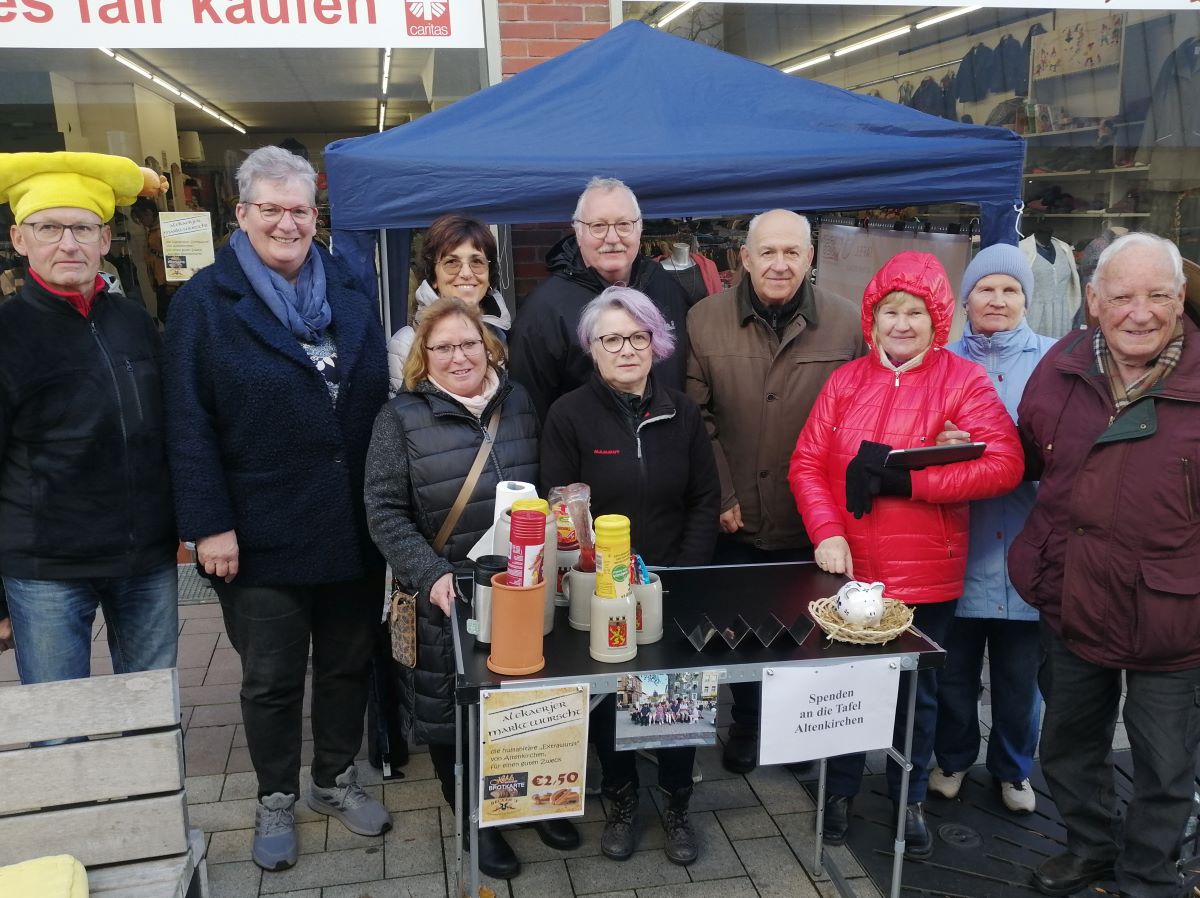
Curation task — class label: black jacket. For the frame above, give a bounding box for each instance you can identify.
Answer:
[0,278,176,578]
[540,372,719,567]
[508,235,690,420]
[364,374,539,744]
[163,244,389,586]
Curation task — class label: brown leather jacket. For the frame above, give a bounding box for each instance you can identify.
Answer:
[686,277,863,552]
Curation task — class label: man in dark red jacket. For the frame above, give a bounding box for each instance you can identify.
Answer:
[1010,233,1200,898]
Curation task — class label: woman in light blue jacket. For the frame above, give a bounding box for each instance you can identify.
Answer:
[928,244,1057,814]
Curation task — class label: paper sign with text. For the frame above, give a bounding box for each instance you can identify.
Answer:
[159,212,214,283]
[479,684,588,827]
[759,660,901,765]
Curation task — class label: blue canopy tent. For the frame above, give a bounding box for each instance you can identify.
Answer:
[325,20,1025,310]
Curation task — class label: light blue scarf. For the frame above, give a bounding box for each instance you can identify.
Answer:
[230,228,331,341]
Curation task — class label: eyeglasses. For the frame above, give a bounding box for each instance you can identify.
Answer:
[21,221,104,244]
[595,331,652,353]
[426,339,485,359]
[243,202,317,224]
[575,219,640,240]
[438,256,489,276]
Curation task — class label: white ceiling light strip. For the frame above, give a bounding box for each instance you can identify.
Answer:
[380,47,392,95]
[96,47,246,134]
[378,101,387,132]
[833,25,912,58]
[916,6,981,29]
[783,53,831,74]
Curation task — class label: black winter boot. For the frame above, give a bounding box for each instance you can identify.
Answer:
[601,782,640,860]
[662,785,698,866]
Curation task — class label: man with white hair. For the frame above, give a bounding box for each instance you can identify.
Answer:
[1010,232,1200,898]
[509,177,690,420]
[686,209,862,773]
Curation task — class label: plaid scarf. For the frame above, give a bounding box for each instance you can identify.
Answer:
[1093,319,1185,412]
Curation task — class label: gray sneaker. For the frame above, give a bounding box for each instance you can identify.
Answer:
[253,792,298,871]
[308,765,393,836]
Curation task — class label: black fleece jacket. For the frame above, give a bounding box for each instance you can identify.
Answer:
[539,372,719,567]
[0,279,176,579]
[508,235,690,421]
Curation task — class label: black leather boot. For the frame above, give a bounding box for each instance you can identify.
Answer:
[662,785,698,866]
[531,818,580,850]
[896,801,932,859]
[475,827,520,880]
[1032,851,1115,896]
[822,794,851,845]
[721,725,758,774]
[601,782,640,860]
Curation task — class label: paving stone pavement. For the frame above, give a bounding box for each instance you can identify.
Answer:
[1,577,1127,898]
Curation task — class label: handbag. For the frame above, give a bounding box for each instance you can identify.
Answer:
[389,408,502,667]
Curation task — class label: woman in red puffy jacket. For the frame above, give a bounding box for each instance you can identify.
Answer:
[788,251,1022,857]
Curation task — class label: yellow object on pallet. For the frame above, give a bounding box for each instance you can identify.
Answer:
[0,855,88,897]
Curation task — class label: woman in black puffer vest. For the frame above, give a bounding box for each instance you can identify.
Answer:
[364,297,575,880]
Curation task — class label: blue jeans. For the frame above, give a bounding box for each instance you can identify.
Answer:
[827,600,958,804]
[934,617,1041,782]
[3,562,178,685]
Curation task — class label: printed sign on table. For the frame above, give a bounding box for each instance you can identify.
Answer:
[759,659,901,766]
[159,212,214,283]
[479,684,588,828]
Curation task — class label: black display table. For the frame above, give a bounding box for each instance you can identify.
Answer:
[450,562,945,898]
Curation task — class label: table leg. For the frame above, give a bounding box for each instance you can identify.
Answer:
[815,758,827,877]
[888,667,920,898]
[469,701,481,898]
[453,703,464,897]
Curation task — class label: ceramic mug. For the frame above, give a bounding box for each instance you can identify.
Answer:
[562,566,596,631]
[632,573,663,644]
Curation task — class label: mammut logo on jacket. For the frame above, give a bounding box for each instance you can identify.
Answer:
[593,449,621,455]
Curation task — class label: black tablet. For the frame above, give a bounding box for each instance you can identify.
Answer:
[884,442,986,469]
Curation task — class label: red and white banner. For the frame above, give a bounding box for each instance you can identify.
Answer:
[0,0,485,47]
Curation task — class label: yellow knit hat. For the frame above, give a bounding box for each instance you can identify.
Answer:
[0,152,167,224]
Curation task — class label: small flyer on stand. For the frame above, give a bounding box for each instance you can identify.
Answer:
[613,671,719,752]
[479,684,589,828]
[159,211,214,283]
[759,659,901,766]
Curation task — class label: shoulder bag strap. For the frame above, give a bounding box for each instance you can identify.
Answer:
[431,407,502,554]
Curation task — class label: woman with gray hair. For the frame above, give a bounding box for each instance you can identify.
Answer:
[540,285,720,866]
[163,145,391,873]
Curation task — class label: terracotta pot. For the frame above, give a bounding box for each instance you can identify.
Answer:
[486,571,546,676]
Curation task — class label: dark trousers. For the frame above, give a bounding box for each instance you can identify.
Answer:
[712,536,813,732]
[934,617,1041,782]
[215,573,381,798]
[828,600,958,804]
[1038,622,1200,898]
[590,694,695,794]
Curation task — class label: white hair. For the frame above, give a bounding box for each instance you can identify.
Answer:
[572,176,641,225]
[236,145,317,204]
[745,209,812,250]
[1093,232,1185,293]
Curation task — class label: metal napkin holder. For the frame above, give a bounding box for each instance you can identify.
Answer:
[673,612,813,650]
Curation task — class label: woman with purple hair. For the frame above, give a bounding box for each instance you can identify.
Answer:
[540,285,720,868]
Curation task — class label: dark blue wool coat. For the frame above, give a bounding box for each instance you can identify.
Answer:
[163,243,388,586]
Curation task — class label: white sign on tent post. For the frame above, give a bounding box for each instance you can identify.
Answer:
[759,659,901,766]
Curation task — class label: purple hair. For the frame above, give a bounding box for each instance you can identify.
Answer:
[576,286,676,362]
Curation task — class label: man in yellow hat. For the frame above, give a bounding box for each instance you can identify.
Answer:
[0,151,178,686]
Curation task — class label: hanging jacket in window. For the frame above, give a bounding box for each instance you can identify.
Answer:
[912,77,944,117]
[941,72,958,121]
[1018,24,1046,96]
[957,43,995,103]
[991,35,1026,94]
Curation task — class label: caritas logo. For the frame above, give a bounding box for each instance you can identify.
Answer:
[406,0,450,36]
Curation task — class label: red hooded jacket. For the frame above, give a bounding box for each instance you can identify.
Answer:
[788,252,1023,603]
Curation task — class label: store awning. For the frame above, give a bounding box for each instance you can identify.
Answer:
[325,20,1025,244]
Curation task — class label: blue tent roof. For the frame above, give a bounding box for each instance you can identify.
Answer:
[325,20,1025,242]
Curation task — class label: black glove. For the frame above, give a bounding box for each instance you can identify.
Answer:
[845,440,910,519]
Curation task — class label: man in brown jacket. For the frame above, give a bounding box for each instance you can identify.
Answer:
[686,209,863,773]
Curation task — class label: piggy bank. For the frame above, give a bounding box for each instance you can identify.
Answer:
[834,580,886,627]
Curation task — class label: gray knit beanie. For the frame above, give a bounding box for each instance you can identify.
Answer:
[960,243,1034,307]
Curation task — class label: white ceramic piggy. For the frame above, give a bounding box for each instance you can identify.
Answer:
[834,580,886,627]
